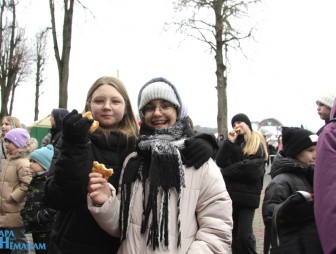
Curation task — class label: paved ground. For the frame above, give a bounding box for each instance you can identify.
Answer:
[254,166,271,254]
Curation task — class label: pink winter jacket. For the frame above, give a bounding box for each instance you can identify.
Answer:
[88,153,233,253]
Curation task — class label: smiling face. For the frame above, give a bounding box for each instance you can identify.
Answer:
[143,99,178,128]
[295,145,316,165]
[88,84,126,130]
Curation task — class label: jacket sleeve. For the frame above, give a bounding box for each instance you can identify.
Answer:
[87,185,120,237]
[11,160,32,203]
[216,140,240,168]
[45,139,91,210]
[220,156,265,182]
[187,159,233,254]
[274,191,314,226]
[314,122,336,254]
[262,181,292,230]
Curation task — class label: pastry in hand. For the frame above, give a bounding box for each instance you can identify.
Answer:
[234,127,241,134]
[92,161,113,180]
[83,111,99,133]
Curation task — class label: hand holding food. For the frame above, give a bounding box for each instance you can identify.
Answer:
[234,127,241,134]
[91,161,113,180]
[83,111,99,133]
[62,109,94,143]
[228,127,241,143]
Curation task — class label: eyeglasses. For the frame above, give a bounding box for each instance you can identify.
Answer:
[89,97,124,108]
[142,101,177,116]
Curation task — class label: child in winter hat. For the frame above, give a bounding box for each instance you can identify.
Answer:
[282,127,318,159]
[316,91,336,109]
[4,128,30,148]
[29,144,54,171]
[21,144,56,250]
[262,127,323,254]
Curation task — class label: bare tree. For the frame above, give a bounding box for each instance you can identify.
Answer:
[171,0,258,135]
[0,0,32,119]
[34,28,49,121]
[49,0,74,109]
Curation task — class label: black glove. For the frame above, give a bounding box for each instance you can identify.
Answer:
[62,109,93,144]
[284,191,313,207]
[36,208,57,225]
[277,191,314,224]
[181,133,218,169]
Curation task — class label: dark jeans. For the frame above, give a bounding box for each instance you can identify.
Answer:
[232,205,257,254]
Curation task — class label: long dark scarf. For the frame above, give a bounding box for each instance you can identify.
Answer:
[120,119,193,250]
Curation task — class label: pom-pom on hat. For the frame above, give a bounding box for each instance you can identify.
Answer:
[137,77,188,120]
[4,128,30,148]
[316,91,336,108]
[29,144,54,170]
[282,127,318,159]
[231,113,253,131]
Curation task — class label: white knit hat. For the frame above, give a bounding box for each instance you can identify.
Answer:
[138,82,180,110]
[316,91,336,108]
[138,78,188,120]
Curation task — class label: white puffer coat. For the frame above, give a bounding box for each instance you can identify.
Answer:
[89,153,233,254]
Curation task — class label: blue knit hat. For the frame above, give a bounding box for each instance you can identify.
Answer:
[4,128,30,148]
[29,144,54,170]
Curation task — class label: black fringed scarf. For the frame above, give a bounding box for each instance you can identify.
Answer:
[120,118,194,250]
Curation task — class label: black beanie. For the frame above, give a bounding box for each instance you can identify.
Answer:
[282,127,318,158]
[231,113,253,131]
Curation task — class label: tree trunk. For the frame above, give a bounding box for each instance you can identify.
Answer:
[34,56,41,121]
[49,0,74,109]
[214,0,228,136]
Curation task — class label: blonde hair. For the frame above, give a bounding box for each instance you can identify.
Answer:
[243,131,268,160]
[84,76,139,139]
[1,116,21,137]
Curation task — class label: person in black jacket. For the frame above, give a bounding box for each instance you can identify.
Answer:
[262,127,323,254]
[41,108,69,174]
[45,76,216,254]
[41,108,69,147]
[216,113,268,254]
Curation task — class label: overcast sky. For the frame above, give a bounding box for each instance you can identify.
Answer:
[12,0,336,133]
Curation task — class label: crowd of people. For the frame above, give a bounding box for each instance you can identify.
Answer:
[0,77,335,254]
